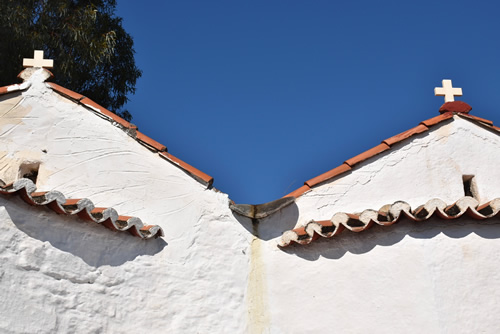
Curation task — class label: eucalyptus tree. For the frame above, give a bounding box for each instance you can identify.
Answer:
[0,0,141,120]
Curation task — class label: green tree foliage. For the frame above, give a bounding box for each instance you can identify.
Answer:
[0,0,141,121]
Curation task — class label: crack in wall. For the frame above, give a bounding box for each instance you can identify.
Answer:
[305,126,459,215]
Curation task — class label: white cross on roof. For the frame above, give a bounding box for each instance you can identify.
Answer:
[434,79,462,102]
[23,50,54,69]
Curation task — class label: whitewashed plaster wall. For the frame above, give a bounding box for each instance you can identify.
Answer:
[294,116,500,225]
[264,219,500,333]
[254,116,500,333]
[0,70,254,333]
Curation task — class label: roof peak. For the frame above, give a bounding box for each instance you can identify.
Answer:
[281,108,495,201]
[439,101,472,114]
[19,50,54,83]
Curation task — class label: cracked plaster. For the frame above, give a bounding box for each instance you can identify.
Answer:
[294,116,500,225]
[0,71,251,333]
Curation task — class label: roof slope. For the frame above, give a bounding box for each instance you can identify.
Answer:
[0,75,213,188]
[285,101,496,198]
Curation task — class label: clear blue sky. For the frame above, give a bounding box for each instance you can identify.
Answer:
[116,0,500,204]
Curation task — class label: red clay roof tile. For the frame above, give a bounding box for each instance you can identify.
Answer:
[136,131,167,152]
[80,97,135,129]
[63,198,81,206]
[0,178,163,239]
[160,152,213,187]
[382,124,428,146]
[459,114,494,126]
[345,143,390,167]
[305,163,351,188]
[46,82,84,101]
[439,101,472,114]
[0,83,30,96]
[420,112,453,127]
[285,185,311,199]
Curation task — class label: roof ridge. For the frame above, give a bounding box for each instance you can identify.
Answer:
[0,178,164,240]
[285,111,498,199]
[280,196,500,247]
[45,82,213,188]
[0,82,32,96]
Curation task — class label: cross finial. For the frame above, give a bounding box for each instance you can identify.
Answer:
[23,50,54,69]
[434,79,462,102]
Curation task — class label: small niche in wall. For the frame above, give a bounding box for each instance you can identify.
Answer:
[19,162,40,184]
[462,175,478,199]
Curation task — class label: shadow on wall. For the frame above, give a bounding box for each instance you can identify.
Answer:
[281,217,500,261]
[3,197,167,267]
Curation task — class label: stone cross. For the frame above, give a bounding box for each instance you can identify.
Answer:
[434,79,462,102]
[23,50,54,69]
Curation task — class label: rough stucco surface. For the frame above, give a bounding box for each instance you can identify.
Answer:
[266,220,500,333]
[1,69,500,333]
[258,116,500,333]
[294,116,500,224]
[0,196,251,333]
[0,70,252,333]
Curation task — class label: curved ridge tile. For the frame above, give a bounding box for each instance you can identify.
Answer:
[0,179,37,194]
[279,196,500,247]
[29,191,66,206]
[0,178,163,239]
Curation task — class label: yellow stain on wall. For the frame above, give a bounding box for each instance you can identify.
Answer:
[247,230,270,334]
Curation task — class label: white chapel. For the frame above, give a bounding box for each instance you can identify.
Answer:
[0,52,499,333]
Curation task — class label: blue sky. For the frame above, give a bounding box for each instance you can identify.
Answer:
[116,1,500,204]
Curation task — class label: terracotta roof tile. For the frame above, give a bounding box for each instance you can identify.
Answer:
[80,97,136,130]
[0,82,31,96]
[285,185,311,199]
[439,101,472,114]
[294,226,308,239]
[305,163,351,188]
[420,112,453,127]
[279,196,499,247]
[136,131,167,152]
[46,82,84,101]
[0,86,11,95]
[160,152,213,187]
[344,143,390,167]
[459,114,494,126]
[0,178,163,240]
[382,124,428,146]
